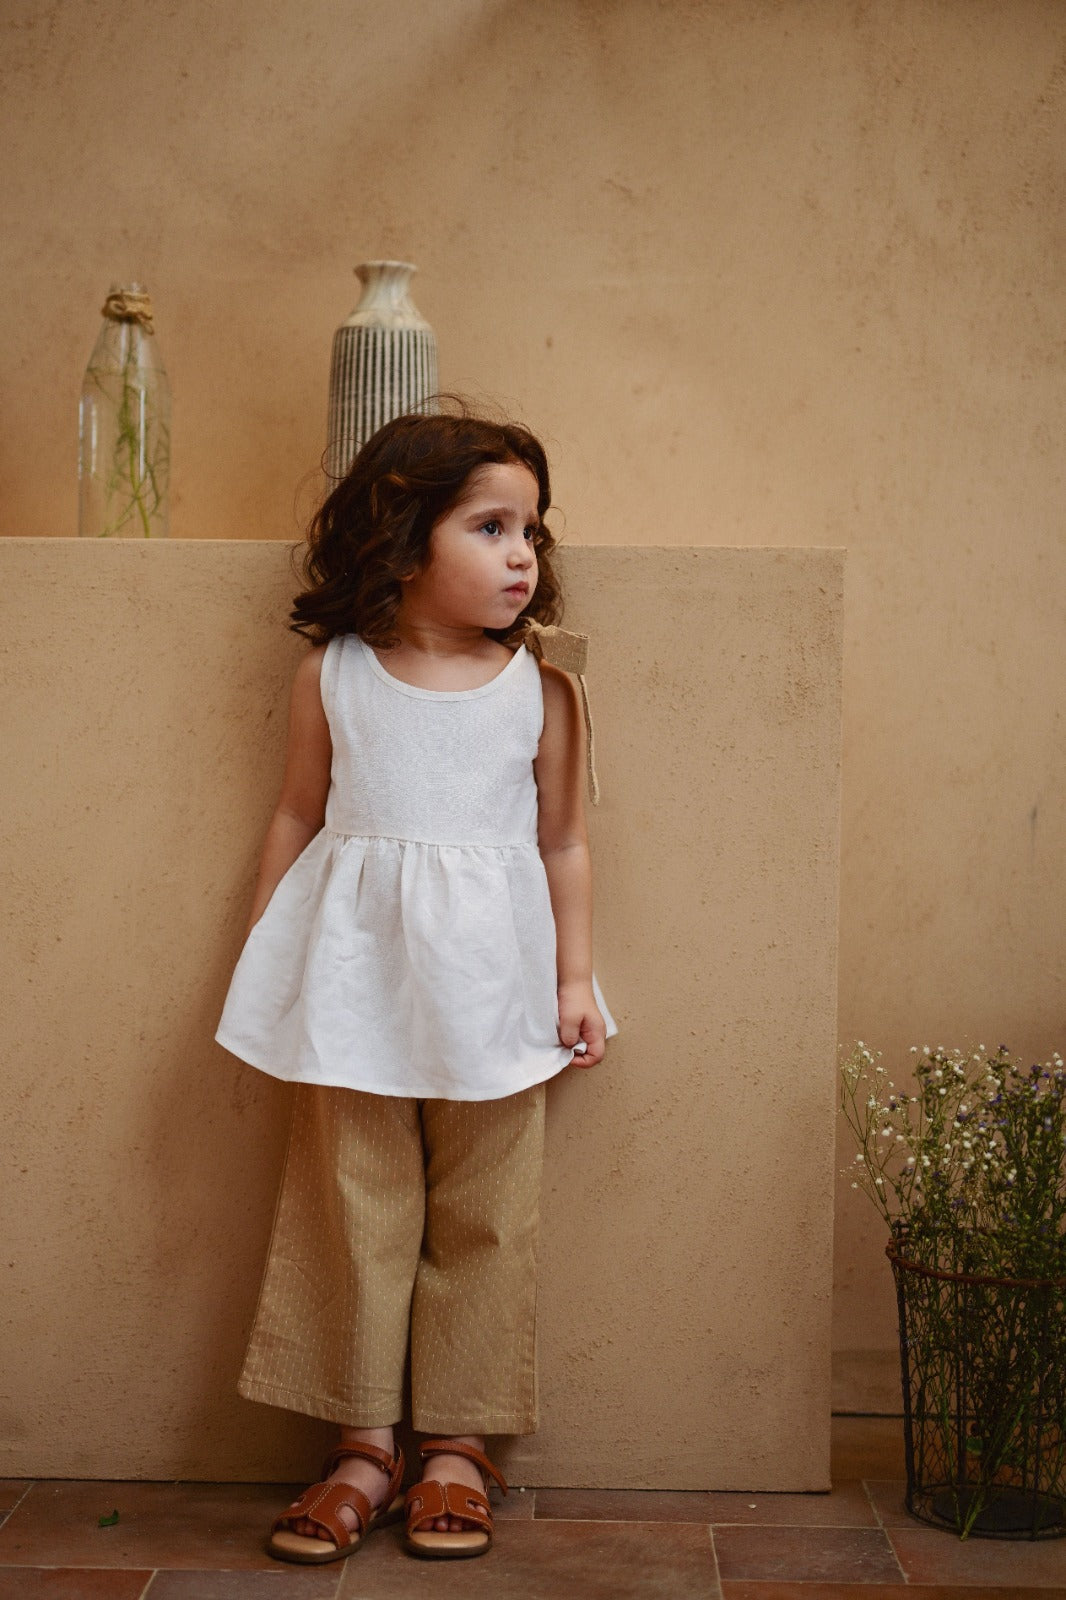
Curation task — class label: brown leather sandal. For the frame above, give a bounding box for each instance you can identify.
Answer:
[404,1438,508,1560]
[267,1440,405,1565]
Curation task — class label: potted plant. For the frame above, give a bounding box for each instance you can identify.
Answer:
[841,1042,1066,1539]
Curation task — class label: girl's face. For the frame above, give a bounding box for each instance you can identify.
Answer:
[401,461,540,633]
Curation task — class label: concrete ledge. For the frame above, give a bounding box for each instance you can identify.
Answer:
[1,540,842,1487]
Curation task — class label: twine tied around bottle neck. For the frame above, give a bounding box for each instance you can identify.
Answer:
[520,618,601,805]
[101,289,155,332]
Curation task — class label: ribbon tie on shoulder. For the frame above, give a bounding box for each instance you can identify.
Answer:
[520,619,600,805]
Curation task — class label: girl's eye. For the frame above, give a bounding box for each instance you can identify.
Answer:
[524,524,539,542]
[480,520,502,537]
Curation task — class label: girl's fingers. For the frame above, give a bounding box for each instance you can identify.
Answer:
[566,1024,606,1067]
[558,994,607,1066]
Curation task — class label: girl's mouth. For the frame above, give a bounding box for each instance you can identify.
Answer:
[504,583,529,598]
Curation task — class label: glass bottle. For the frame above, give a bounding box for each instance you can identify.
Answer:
[78,284,171,537]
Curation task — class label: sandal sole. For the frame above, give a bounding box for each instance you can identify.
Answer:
[267,1495,404,1565]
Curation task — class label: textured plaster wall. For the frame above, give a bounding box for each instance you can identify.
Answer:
[1,540,842,1486]
[2,0,1065,1414]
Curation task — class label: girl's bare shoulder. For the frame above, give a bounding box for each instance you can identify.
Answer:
[537,659,579,715]
[294,640,329,681]
[289,642,331,721]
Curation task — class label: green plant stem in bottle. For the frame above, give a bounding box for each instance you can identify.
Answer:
[78,284,171,537]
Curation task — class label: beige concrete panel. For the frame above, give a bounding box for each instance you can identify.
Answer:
[511,545,845,1490]
[1,540,842,1487]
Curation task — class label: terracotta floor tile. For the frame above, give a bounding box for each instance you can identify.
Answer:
[535,1488,717,1523]
[0,1573,152,1600]
[0,1485,30,1515]
[335,1519,719,1598]
[535,1482,876,1527]
[0,1481,306,1570]
[890,1524,1066,1587]
[714,1524,903,1584]
[721,1586,1066,1600]
[491,1486,536,1521]
[864,1477,918,1529]
[707,1484,877,1528]
[145,1571,343,1598]
[830,1416,907,1481]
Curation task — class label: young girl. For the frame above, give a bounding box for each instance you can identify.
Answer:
[215,410,615,1565]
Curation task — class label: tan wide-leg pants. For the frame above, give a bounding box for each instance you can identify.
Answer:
[238,1082,545,1435]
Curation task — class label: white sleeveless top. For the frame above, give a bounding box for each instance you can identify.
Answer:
[215,634,616,1100]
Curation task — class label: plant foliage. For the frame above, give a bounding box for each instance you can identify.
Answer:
[841,1043,1066,1539]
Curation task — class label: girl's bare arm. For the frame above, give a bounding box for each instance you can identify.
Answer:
[534,662,606,1066]
[242,645,332,941]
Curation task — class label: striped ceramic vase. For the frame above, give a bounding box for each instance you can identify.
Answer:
[326,260,438,479]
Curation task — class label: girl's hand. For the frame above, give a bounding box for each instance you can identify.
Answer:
[558,980,607,1068]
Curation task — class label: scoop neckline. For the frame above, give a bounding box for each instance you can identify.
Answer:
[357,635,527,700]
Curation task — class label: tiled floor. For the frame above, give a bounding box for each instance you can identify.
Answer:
[1,1419,1064,1598]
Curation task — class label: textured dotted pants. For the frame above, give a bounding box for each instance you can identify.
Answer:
[238,1081,545,1435]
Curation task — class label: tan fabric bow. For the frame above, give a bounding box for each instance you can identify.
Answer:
[519,619,600,805]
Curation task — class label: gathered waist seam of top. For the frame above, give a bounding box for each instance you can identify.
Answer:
[323,826,538,850]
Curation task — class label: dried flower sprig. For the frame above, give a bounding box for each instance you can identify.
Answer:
[841,1043,1066,1279]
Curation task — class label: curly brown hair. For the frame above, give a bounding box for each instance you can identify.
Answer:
[290,409,564,646]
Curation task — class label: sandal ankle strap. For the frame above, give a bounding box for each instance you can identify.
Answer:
[420,1437,508,1495]
[324,1440,401,1478]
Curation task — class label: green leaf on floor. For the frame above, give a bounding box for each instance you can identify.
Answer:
[97,1510,120,1527]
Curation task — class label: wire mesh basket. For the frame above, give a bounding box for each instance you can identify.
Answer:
[888,1229,1066,1538]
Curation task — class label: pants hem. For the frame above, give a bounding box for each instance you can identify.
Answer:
[413,1413,538,1437]
[238,1376,401,1429]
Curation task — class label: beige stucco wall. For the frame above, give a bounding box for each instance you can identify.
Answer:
[1,539,842,1487]
[2,0,1064,1419]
